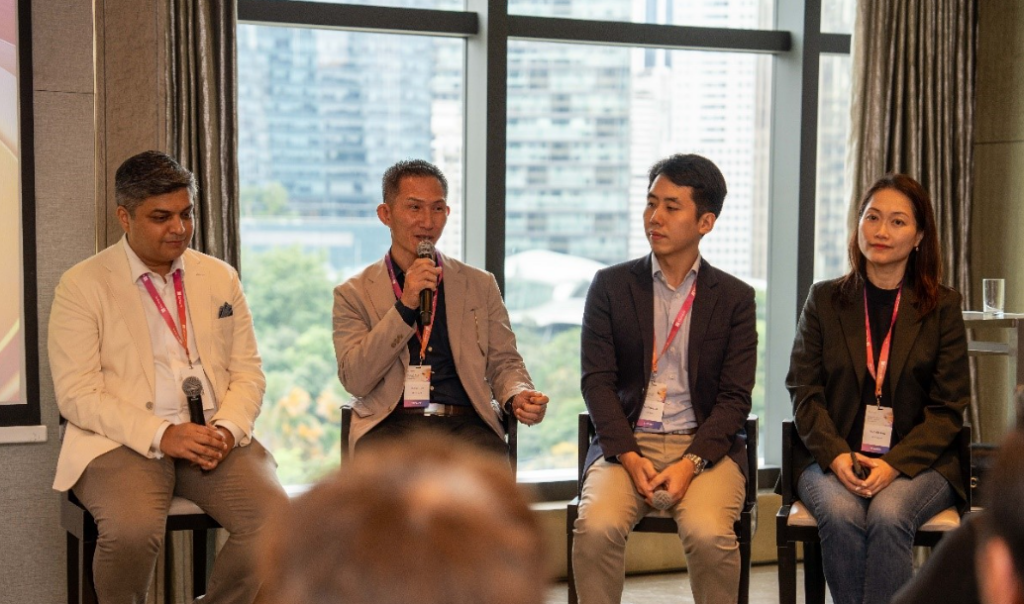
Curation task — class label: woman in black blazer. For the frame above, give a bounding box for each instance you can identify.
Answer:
[786,174,970,604]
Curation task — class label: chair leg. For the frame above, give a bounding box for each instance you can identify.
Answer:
[567,528,578,604]
[67,533,81,604]
[804,541,827,604]
[738,538,751,604]
[777,542,797,604]
[192,529,209,598]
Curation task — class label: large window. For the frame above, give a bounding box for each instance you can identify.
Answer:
[505,40,772,471]
[237,0,849,483]
[813,53,853,282]
[238,24,464,484]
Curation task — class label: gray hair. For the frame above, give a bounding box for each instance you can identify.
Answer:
[115,150,197,216]
[381,159,448,204]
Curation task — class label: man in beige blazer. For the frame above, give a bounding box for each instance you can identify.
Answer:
[333,159,549,455]
[49,150,286,604]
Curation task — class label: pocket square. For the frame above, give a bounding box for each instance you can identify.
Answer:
[218,302,234,318]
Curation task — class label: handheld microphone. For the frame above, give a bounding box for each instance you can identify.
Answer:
[416,240,436,325]
[182,377,206,426]
[652,487,674,511]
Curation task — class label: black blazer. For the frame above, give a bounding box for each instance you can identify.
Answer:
[580,255,757,475]
[786,278,970,501]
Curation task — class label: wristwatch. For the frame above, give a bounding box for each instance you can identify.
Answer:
[683,453,707,476]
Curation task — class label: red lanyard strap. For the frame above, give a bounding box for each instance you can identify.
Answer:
[140,270,192,366]
[384,252,443,362]
[863,284,902,406]
[651,280,697,376]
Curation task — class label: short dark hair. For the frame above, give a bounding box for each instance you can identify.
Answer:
[262,433,546,604]
[381,159,448,204]
[115,150,197,216]
[647,153,728,218]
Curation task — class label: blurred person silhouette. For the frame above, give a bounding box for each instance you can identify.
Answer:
[261,431,548,604]
[978,430,1024,604]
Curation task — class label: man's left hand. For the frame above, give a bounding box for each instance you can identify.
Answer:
[648,458,697,507]
[204,426,235,471]
[511,390,549,426]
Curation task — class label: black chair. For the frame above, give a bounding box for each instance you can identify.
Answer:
[340,405,519,474]
[61,491,220,604]
[775,419,972,604]
[566,413,759,604]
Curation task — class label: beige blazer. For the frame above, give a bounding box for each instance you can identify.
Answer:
[49,238,266,491]
[332,253,533,451]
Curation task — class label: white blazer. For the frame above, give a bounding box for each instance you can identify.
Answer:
[49,237,266,491]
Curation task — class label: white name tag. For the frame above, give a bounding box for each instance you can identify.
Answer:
[637,380,668,430]
[403,365,431,408]
[861,405,894,454]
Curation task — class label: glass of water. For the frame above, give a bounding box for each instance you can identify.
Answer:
[983,278,1006,315]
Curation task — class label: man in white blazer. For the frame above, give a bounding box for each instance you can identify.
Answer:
[333,159,549,456]
[49,150,286,604]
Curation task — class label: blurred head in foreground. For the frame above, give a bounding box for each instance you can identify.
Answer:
[979,431,1024,604]
[262,432,547,604]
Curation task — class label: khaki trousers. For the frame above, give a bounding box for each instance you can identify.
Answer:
[73,440,287,604]
[572,433,745,604]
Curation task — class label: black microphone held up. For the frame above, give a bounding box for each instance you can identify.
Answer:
[182,376,206,426]
[416,240,436,326]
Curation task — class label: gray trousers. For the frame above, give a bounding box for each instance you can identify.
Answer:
[72,440,287,604]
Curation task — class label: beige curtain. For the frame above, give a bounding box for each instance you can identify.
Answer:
[847,0,978,431]
[847,0,977,298]
[164,0,240,269]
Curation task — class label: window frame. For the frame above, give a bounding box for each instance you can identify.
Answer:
[237,0,852,478]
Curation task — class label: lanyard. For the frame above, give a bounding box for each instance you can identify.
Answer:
[384,252,443,363]
[140,270,192,367]
[863,284,902,408]
[651,280,697,376]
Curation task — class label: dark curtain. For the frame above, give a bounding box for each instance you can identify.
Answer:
[159,3,236,600]
[165,0,240,270]
[847,0,978,429]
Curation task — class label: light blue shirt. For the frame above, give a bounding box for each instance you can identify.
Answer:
[637,253,700,433]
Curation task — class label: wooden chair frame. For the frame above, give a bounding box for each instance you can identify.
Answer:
[61,491,220,604]
[775,419,972,604]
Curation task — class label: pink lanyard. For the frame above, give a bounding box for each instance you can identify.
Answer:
[651,281,697,376]
[384,252,443,363]
[863,284,902,407]
[140,270,192,366]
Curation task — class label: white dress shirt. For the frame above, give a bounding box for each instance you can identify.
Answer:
[122,238,241,455]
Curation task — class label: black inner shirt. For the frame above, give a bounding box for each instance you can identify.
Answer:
[392,263,473,408]
[847,279,899,455]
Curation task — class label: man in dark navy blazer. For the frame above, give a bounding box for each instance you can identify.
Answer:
[572,154,757,604]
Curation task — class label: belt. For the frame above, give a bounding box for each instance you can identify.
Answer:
[636,427,698,436]
[666,428,698,436]
[395,404,477,417]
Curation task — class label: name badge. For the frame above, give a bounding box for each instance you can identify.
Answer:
[403,365,431,408]
[637,379,668,430]
[861,405,894,454]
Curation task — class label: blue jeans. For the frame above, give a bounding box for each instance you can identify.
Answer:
[797,464,955,604]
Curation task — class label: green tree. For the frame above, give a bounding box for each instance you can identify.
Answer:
[242,245,343,485]
[241,182,292,217]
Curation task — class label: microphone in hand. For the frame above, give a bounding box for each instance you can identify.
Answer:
[182,376,206,426]
[416,240,436,325]
[652,487,674,511]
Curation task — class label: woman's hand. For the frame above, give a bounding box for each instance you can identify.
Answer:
[829,452,869,497]
[860,457,899,496]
